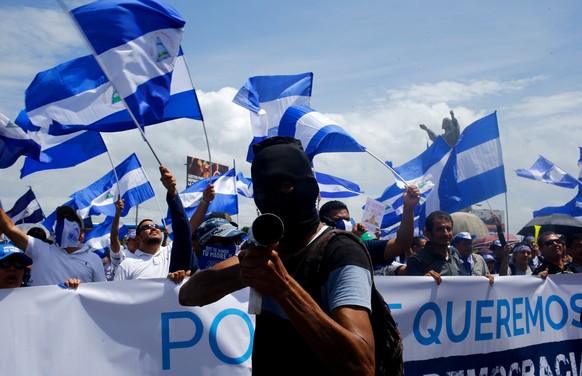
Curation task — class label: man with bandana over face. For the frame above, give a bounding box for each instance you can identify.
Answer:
[180,137,377,375]
[0,205,105,286]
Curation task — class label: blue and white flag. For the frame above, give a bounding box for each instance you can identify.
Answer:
[18,110,108,178]
[25,50,202,136]
[376,136,451,228]
[278,104,366,161]
[236,172,253,198]
[515,155,581,189]
[178,169,238,219]
[533,188,582,219]
[70,153,155,218]
[0,113,45,168]
[424,112,506,217]
[84,216,129,258]
[232,72,313,162]
[314,171,363,198]
[71,0,185,127]
[6,188,44,224]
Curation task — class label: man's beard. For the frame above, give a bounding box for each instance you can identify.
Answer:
[144,237,162,246]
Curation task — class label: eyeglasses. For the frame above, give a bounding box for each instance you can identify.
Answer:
[138,224,159,233]
[0,261,27,270]
[542,239,561,247]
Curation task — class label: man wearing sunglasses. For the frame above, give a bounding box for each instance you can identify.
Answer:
[533,231,577,278]
[114,166,192,283]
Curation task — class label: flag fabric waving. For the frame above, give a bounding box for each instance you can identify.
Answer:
[235,172,254,198]
[376,136,452,228]
[84,216,129,258]
[6,188,44,224]
[70,153,155,219]
[278,104,366,161]
[232,72,313,161]
[70,0,185,127]
[177,169,238,219]
[0,113,44,168]
[17,111,108,178]
[424,111,506,217]
[25,50,202,136]
[515,155,581,189]
[314,171,363,198]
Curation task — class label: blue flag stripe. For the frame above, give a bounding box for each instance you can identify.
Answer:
[71,0,185,55]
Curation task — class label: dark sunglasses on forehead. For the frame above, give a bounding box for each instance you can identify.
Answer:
[0,260,27,270]
[138,223,159,233]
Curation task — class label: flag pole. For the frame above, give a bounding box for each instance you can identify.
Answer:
[233,158,240,226]
[57,0,163,166]
[180,54,214,178]
[364,149,409,187]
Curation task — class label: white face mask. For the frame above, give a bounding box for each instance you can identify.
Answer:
[54,218,81,248]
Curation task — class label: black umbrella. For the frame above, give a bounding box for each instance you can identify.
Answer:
[517,213,582,238]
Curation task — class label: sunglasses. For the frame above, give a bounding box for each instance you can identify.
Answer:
[138,223,159,233]
[0,260,27,270]
[542,239,561,247]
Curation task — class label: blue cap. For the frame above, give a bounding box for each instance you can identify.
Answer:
[483,254,495,263]
[452,232,473,244]
[0,243,32,266]
[194,218,244,247]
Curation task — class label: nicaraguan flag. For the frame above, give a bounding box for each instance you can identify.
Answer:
[278,104,366,162]
[236,172,254,198]
[424,112,506,217]
[533,188,582,219]
[6,187,45,224]
[17,111,108,178]
[70,153,155,218]
[376,137,452,228]
[178,168,238,219]
[0,113,45,168]
[71,0,185,127]
[84,216,129,258]
[232,72,313,162]
[25,50,201,136]
[515,155,581,189]
[314,171,363,198]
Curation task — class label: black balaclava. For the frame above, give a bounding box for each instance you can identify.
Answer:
[251,137,320,255]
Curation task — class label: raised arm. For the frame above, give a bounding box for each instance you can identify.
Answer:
[384,185,420,261]
[110,197,124,254]
[189,183,215,234]
[0,208,28,251]
[160,165,193,273]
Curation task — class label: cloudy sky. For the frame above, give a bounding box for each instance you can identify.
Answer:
[1,0,581,235]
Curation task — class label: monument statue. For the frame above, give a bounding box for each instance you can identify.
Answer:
[419,110,460,148]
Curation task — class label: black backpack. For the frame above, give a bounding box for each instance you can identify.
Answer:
[293,227,404,376]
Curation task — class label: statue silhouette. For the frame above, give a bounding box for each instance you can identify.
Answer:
[419,110,460,148]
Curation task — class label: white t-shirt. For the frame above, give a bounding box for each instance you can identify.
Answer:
[114,246,171,280]
[26,236,107,286]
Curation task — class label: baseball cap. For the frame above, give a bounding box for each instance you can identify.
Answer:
[0,243,33,266]
[204,212,238,227]
[194,218,245,248]
[482,254,495,263]
[489,240,502,250]
[452,232,473,244]
[56,205,83,229]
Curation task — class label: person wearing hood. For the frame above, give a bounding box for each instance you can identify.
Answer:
[179,137,377,375]
[0,205,105,286]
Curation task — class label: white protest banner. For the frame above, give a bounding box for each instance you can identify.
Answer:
[1,275,580,375]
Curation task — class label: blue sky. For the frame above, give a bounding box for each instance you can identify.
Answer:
[1,0,581,235]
